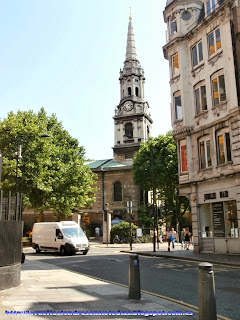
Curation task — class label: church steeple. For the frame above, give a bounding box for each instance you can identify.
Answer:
[125,16,138,62]
[113,14,153,162]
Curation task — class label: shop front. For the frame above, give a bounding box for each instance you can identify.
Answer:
[199,200,239,253]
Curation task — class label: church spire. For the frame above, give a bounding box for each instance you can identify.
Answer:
[125,10,138,62]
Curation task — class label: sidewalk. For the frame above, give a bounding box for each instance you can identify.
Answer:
[0,259,198,320]
[91,240,240,267]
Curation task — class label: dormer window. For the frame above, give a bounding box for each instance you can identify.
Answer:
[170,17,177,35]
[205,0,220,17]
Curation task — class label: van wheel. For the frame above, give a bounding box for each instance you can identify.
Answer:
[60,246,67,255]
[35,245,41,254]
[83,251,88,255]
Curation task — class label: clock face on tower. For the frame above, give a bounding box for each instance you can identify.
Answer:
[123,101,133,112]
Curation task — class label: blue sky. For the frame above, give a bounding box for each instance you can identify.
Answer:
[0,0,171,160]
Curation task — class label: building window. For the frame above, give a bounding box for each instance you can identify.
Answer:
[199,138,212,169]
[114,181,122,202]
[172,53,179,76]
[208,28,221,56]
[216,130,232,164]
[200,201,239,238]
[135,87,139,96]
[211,72,226,106]
[205,0,221,16]
[199,204,213,237]
[128,87,131,96]
[170,17,177,35]
[226,201,238,238]
[125,122,133,138]
[192,41,203,67]
[174,92,182,120]
[180,140,188,173]
[195,83,207,115]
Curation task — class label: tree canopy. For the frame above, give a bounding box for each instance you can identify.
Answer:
[0,108,97,218]
[132,132,189,227]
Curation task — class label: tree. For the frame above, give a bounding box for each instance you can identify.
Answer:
[0,108,97,219]
[132,132,189,228]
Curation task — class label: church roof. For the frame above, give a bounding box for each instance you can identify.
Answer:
[86,159,128,169]
[125,18,138,62]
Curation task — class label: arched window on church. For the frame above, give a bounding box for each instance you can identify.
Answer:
[114,181,122,202]
[135,87,139,97]
[125,122,133,138]
[128,87,131,96]
[147,126,150,139]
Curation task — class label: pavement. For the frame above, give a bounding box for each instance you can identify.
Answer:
[0,240,239,320]
[91,239,240,267]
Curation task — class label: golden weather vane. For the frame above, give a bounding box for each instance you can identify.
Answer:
[129,7,132,20]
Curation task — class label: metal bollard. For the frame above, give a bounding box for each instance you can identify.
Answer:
[198,262,217,320]
[128,254,141,300]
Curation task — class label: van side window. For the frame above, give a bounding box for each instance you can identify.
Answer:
[56,229,63,238]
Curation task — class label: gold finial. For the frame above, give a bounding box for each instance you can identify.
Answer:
[129,7,132,20]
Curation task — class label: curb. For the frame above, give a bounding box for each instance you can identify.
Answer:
[120,250,240,267]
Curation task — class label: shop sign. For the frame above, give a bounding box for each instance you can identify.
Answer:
[212,202,225,237]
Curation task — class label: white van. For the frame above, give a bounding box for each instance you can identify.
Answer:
[32,221,89,255]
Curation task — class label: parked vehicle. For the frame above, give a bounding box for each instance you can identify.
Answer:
[32,221,89,255]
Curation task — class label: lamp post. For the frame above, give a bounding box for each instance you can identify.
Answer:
[124,134,157,252]
[125,196,133,251]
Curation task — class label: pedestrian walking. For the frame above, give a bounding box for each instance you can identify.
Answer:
[95,226,100,240]
[171,227,177,249]
[166,227,172,251]
[185,227,191,250]
[159,228,163,244]
[181,228,185,249]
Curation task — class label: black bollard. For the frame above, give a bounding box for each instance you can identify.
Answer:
[198,262,217,320]
[128,254,141,300]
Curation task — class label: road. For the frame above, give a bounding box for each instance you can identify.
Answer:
[26,245,240,320]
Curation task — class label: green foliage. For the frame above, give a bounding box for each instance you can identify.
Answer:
[137,205,153,228]
[0,108,97,218]
[110,221,138,243]
[132,132,190,228]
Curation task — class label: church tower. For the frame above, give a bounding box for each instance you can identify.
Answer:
[113,14,153,162]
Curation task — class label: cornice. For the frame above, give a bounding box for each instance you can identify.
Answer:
[172,126,194,138]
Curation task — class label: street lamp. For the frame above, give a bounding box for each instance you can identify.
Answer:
[124,134,157,252]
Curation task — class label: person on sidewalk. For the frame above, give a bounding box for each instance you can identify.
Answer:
[171,227,177,249]
[159,227,163,244]
[166,227,172,251]
[185,227,191,250]
[181,228,185,249]
[95,226,100,240]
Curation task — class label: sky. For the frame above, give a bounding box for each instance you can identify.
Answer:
[0,0,171,160]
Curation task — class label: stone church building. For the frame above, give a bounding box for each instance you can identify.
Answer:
[83,16,153,228]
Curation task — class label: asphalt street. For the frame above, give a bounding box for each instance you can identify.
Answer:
[26,246,240,320]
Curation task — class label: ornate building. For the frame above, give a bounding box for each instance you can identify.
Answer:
[163,0,240,253]
[85,15,153,228]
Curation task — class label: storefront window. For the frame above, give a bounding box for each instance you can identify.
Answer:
[226,201,238,238]
[200,204,213,237]
[200,201,239,238]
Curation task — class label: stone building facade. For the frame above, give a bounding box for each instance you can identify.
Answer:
[163,0,240,253]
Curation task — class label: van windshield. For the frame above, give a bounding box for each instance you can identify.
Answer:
[62,227,85,238]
